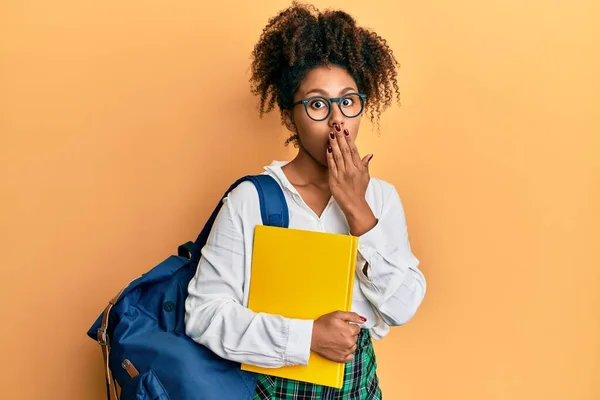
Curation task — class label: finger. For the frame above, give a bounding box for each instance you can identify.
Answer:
[334,128,353,169]
[343,353,355,363]
[344,128,363,167]
[326,145,337,177]
[361,154,374,169]
[329,131,345,172]
[335,311,367,324]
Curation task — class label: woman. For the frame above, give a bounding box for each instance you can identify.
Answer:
[185,2,426,398]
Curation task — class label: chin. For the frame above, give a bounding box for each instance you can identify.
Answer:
[303,145,329,168]
[315,152,329,167]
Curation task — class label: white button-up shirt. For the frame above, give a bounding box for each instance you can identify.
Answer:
[185,161,426,368]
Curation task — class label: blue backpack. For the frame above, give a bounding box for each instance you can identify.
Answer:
[87,175,289,400]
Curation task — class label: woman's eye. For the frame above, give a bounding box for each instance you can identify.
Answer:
[310,100,326,109]
[341,98,354,107]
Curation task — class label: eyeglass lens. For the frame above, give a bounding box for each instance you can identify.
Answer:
[305,94,364,121]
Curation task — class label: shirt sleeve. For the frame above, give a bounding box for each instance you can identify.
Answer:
[184,184,313,368]
[355,184,427,326]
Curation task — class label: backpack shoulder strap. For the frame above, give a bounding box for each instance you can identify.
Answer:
[188,174,288,265]
[243,174,289,228]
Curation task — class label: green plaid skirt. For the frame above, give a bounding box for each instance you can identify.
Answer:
[254,329,381,399]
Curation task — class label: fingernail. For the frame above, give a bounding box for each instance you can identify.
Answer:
[344,129,350,136]
[329,132,335,139]
[360,317,367,322]
[334,124,341,132]
[368,154,374,161]
[327,146,332,153]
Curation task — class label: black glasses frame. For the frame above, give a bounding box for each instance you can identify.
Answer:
[291,92,367,121]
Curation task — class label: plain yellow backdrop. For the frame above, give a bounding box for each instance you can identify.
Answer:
[1,0,598,399]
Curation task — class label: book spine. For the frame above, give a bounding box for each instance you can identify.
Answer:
[344,237,358,312]
[337,236,359,386]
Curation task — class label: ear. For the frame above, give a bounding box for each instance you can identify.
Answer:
[282,110,297,133]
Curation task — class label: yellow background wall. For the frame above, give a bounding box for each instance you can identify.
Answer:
[1,1,598,399]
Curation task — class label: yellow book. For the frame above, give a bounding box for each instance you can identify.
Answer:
[240,224,358,388]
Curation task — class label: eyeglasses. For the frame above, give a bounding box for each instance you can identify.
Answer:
[291,93,367,121]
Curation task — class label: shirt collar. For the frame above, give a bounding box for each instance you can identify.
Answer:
[263,160,300,195]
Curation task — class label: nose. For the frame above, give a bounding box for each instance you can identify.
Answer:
[329,103,345,130]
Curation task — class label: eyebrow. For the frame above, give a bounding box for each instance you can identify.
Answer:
[305,87,356,97]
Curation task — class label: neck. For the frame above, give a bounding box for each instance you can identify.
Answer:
[284,145,329,188]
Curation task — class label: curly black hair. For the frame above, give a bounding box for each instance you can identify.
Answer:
[249,1,401,146]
